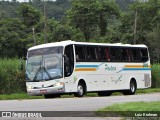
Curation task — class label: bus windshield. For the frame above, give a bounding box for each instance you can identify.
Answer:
[26,47,63,82]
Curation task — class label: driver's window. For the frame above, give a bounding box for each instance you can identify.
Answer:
[44,48,60,70]
[64,45,74,77]
[43,47,63,78]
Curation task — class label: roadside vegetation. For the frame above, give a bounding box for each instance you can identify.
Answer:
[151,64,160,88]
[0,0,160,63]
[0,59,26,94]
[96,101,160,117]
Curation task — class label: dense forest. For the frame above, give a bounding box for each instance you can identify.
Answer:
[0,0,160,63]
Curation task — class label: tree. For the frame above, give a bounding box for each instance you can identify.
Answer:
[98,0,120,36]
[118,0,160,63]
[34,18,74,43]
[67,0,101,41]
[0,1,19,18]
[17,3,41,27]
[0,18,28,57]
[118,12,134,43]
[147,28,160,63]
[67,0,120,41]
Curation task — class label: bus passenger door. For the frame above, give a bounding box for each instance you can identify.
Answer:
[64,45,74,77]
[64,45,76,92]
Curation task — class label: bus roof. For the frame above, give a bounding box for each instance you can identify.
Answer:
[28,40,147,51]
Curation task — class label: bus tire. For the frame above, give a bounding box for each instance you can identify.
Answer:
[98,91,112,97]
[74,83,85,97]
[44,94,61,99]
[123,80,137,95]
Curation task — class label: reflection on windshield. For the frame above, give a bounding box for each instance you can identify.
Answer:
[26,47,63,81]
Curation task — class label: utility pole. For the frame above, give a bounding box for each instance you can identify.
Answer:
[133,10,138,44]
[43,0,47,43]
[32,27,36,45]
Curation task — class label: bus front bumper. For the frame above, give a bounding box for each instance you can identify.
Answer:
[27,83,65,96]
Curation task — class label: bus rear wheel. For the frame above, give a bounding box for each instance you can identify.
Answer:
[74,83,85,97]
[123,80,137,95]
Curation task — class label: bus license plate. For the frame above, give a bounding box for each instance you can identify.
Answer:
[40,90,47,93]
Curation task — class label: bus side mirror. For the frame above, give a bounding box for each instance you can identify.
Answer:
[20,57,27,71]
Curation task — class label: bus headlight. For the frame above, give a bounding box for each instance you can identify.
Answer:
[53,82,64,87]
[27,86,33,89]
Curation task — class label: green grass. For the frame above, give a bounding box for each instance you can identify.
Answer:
[0,88,159,100]
[0,93,44,100]
[96,101,160,117]
[98,101,160,111]
[137,88,160,94]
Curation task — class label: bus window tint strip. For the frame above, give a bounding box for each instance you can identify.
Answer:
[75,45,149,63]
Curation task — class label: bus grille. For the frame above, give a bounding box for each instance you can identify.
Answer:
[144,74,150,87]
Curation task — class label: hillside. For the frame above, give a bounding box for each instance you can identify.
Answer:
[0,0,133,20]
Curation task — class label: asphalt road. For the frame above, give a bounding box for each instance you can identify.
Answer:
[0,93,160,119]
[0,93,160,111]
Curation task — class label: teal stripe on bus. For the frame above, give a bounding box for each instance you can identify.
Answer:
[123,68,151,71]
[75,65,99,68]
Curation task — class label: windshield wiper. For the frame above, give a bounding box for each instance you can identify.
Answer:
[44,67,52,80]
[33,66,52,81]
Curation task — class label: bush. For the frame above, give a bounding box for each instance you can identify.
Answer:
[151,64,160,88]
[0,59,26,94]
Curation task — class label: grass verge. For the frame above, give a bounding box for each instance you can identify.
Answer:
[96,101,160,117]
[0,93,44,100]
[0,88,159,100]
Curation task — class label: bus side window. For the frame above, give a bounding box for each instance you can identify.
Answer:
[110,47,121,62]
[86,47,91,60]
[75,45,86,62]
[110,47,115,61]
[86,46,98,62]
[97,47,104,61]
[105,47,110,62]
[127,48,131,62]
[140,48,148,62]
[121,48,129,62]
[131,48,141,62]
[97,47,109,62]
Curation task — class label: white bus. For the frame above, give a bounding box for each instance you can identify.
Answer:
[26,40,151,98]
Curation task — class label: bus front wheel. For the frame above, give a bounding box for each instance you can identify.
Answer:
[74,83,85,97]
